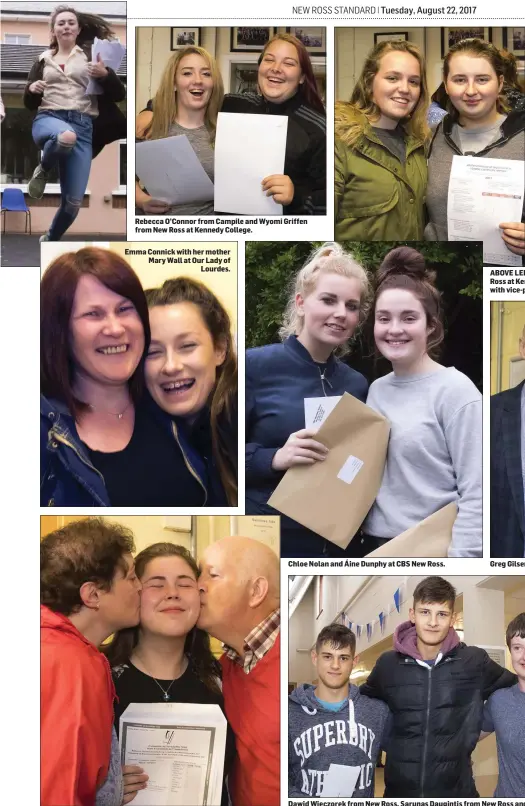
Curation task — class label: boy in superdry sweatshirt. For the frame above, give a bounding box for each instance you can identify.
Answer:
[289,623,390,798]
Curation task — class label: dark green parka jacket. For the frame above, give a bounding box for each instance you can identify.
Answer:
[335,103,428,241]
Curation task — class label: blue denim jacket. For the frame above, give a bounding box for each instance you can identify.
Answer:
[40,394,215,507]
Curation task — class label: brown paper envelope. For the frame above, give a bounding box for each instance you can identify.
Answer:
[268,392,390,549]
[365,502,458,558]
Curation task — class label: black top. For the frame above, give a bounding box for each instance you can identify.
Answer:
[220,90,327,215]
[360,644,516,797]
[88,405,204,506]
[188,404,238,506]
[112,660,235,806]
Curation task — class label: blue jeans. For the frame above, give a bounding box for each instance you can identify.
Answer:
[32,110,93,240]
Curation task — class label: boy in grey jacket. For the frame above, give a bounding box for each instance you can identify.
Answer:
[289,624,390,798]
[480,612,525,797]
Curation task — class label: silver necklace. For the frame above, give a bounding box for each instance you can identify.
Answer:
[151,677,176,702]
[87,399,132,420]
[136,656,188,702]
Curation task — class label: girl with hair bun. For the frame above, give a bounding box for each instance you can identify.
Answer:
[357,246,482,557]
[246,242,371,557]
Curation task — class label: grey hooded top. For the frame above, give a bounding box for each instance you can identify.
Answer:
[288,682,391,798]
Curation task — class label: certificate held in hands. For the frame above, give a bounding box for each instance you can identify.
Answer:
[119,702,227,806]
[214,112,288,215]
[135,136,214,206]
[269,393,390,549]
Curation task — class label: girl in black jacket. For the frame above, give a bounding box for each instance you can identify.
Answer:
[222,33,326,215]
[145,277,238,506]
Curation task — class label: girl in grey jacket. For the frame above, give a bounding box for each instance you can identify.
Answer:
[425,38,525,264]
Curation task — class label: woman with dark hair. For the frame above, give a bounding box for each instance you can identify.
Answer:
[40,247,217,506]
[335,40,429,241]
[426,39,525,260]
[103,542,235,806]
[23,5,125,241]
[41,518,141,806]
[145,277,238,505]
[355,246,482,558]
[222,33,326,215]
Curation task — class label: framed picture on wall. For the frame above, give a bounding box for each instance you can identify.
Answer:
[286,27,326,55]
[230,27,277,52]
[503,27,525,57]
[516,58,525,82]
[170,27,201,50]
[374,31,408,45]
[441,27,492,58]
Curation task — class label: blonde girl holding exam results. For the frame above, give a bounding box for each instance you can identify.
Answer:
[359,246,482,558]
[246,243,371,559]
[136,46,223,215]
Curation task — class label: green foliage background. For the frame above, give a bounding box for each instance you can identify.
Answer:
[245,240,482,348]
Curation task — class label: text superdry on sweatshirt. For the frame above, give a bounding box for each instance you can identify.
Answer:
[288,683,390,798]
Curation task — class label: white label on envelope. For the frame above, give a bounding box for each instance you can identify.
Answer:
[304,396,342,432]
[337,454,364,484]
[321,763,361,796]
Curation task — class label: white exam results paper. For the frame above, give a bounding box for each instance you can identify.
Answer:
[119,702,226,806]
[321,763,361,796]
[86,38,126,95]
[447,155,525,266]
[214,112,288,215]
[304,396,342,432]
[135,136,214,206]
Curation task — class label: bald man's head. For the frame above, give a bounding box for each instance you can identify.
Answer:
[197,537,280,643]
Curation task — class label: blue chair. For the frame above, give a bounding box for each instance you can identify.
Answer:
[1,187,32,234]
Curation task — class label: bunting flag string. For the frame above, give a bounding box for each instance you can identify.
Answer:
[393,587,401,613]
[340,582,407,641]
